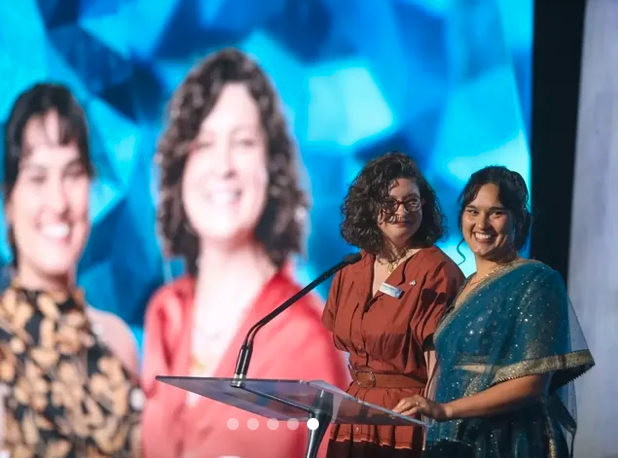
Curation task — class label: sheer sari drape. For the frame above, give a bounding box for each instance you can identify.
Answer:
[424,260,594,458]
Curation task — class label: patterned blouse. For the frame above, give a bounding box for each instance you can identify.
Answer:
[0,283,143,457]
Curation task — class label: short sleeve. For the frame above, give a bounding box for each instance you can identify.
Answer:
[321,270,342,332]
[412,261,463,350]
[141,289,177,394]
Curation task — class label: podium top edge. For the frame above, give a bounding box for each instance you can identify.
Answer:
[155,376,314,383]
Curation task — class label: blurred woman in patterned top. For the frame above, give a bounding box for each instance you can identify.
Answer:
[0,83,143,457]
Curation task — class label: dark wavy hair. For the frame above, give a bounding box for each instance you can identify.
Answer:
[156,48,307,275]
[4,83,93,267]
[341,152,447,258]
[457,166,532,251]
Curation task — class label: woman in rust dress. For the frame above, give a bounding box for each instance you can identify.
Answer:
[322,152,465,457]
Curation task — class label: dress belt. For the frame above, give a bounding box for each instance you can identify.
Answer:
[348,366,426,389]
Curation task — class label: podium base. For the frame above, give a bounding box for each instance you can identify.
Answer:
[305,409,332,458]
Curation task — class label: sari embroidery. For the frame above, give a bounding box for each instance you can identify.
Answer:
[426,260,594,458]
[435,259,527,341]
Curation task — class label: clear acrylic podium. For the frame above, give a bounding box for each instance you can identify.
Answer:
[156,376,427,458]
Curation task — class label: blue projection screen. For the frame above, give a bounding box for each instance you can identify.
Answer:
[0,0,532,345]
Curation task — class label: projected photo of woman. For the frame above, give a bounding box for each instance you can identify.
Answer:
[0,83,142,456]
[141,48,349,458]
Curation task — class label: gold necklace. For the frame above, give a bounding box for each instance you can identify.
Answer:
[469,268,498,286]
[466,258,521,292]
[377,250,410,274]
[453,264,509,311]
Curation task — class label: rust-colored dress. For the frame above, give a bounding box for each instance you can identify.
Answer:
[322,246,464,458]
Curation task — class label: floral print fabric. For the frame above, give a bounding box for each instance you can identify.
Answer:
[0,284,142,457]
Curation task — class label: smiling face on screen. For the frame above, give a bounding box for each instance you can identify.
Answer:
[6,110,91,285]
[181,83,269,248]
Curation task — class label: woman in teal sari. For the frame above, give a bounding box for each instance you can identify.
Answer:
[393,166,595,457]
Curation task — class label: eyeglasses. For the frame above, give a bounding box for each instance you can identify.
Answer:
[381,197,424,214]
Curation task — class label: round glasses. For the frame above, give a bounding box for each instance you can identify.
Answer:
[381,197,424,214]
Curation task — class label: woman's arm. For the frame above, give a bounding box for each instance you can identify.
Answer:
[321,270,342,332]
[394,374,550,421]
[88,308,140,375]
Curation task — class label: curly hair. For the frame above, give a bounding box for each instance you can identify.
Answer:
[156,48,307,275]
[457,166,532,251]
[341,152,447,258]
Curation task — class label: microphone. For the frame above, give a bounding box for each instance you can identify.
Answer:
[233,252,362,380]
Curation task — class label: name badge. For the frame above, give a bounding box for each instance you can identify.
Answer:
[379,282,404,299]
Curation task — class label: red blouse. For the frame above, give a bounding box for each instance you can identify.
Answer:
[141,270,349,458]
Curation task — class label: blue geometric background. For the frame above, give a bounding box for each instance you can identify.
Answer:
[0,0,532,350]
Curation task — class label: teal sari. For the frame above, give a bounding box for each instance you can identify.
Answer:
[424,260,594,458]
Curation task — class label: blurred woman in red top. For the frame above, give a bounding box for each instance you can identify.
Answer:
[141,48,348,458]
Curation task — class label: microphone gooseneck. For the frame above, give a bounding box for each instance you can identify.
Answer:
[233,252,362,380]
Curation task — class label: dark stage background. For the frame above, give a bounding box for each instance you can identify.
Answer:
[531,0,617,456]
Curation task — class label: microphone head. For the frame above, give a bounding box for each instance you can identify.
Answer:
[343,252,362,264]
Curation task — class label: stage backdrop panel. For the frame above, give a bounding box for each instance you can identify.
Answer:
[569,1,618,456]
[0,0,532,348]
